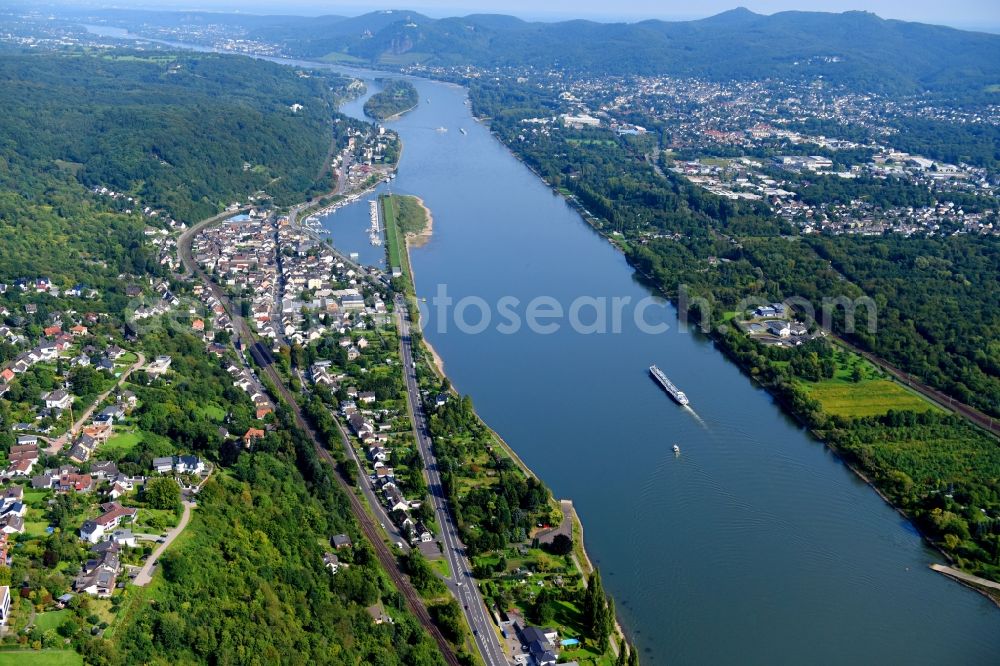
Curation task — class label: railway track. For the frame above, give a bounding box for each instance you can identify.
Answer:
[179,212,462,666]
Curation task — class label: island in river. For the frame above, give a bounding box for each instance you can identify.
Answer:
[363,78,419,120]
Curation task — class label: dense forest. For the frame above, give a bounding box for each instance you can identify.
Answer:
[104,450,445,665]
[807,236,1000,416]
[0,52,351,224]
[363,79,419,120]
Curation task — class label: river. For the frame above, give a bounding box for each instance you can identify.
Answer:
[87,25,1000,665]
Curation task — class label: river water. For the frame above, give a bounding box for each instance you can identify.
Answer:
[87,25,1000,665]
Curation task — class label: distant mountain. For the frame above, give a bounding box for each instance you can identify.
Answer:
[89,7,1000,94]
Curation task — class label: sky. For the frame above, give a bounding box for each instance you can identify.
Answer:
[56,1,1000,31]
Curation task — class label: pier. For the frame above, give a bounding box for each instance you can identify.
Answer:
[368,199,383,246]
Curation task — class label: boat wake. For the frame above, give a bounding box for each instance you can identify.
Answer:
[684,405,708,429]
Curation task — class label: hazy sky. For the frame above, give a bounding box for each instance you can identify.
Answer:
[64,1,1000,30]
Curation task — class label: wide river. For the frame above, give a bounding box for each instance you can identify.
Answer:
[87,26,1000,664]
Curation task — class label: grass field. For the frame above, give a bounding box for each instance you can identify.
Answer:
[800,378,938,418]
[381,194,406,275]
[32,610,70,634]
[799,346,940,418]
[429,556,451,579]
[98,431,142,456]
[197,403,226,421]
[318,51,365,64]
[23,520,52,538]
[23,489,51,505]
[0,651,82,666]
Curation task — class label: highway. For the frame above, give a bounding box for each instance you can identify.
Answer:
[178,213,462,666]
[395,294,511,666]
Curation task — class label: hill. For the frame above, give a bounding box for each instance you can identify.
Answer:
[91,7,1000,94]
[0,51,349,223]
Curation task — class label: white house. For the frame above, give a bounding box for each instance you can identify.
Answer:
[152,457,174,474]
[43,390,73,410]
[0,585,10,626]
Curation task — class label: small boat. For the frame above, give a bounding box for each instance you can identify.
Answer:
[459,128,467,135]
[673,444,681,454]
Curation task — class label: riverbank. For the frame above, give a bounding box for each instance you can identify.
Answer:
[564,166,1000,597]
[392,195,630,662]
[380,100,419,121]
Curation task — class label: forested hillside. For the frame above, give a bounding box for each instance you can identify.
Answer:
[92,8,1000,94]
[0,52,348,223]
[0,50,355,302]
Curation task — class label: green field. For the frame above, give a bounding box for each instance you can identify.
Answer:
[98,431,142,456]
[197,403,227,421]
[32,610,70,634]
[429,556,451,579]
[800,378,938,418]
[23,521,52,538]
[0,651,82,666]
[318,51,365,64]
[797,346,940,418]
[381,194,407,278]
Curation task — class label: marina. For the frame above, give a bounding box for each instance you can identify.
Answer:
[368,199,383,246]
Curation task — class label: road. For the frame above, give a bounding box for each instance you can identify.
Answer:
[45,351,146,456]
[337,421,412,550]
[178,215,462,666]
[395,294,510,666]
[133,500,194,586]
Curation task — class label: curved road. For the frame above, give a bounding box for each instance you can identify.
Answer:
[133,500,193,586]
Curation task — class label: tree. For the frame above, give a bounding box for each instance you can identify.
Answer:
[598,598,616,654]
[548,533,573,556]
[617,643,629,666]
[583,568,605,638]
[145,477,181,511]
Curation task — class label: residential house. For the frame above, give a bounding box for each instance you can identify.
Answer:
[413,522,433,543]
[0,514,24,535]
[80,502,137,543]
[43,390,73,411]
[74,551,119,597]
[243,427,266,448]
[322,552,342,574]
[520,626,560,666]
[175,455,205,475]
[91,461,120,480]
[58,473,95,493]
[152,457,174,474]
[0,585,9,626]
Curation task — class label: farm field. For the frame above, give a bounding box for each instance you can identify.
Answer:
[800,378,938,418]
